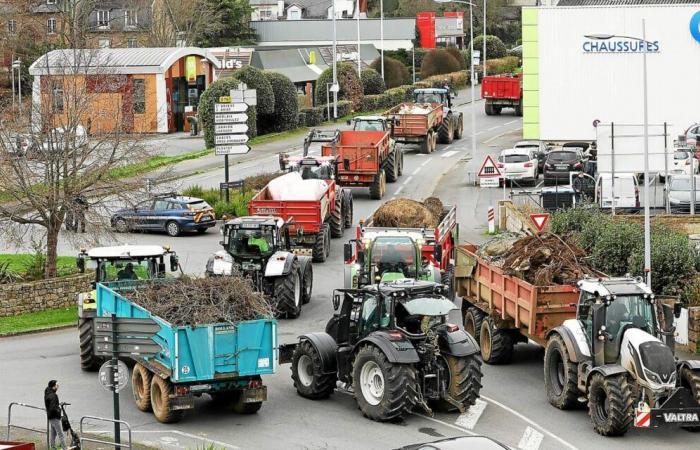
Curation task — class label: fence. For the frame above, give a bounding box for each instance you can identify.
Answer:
[6,402,48,449]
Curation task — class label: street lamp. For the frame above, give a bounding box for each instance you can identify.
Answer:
[585,23,654,287]
[332,0,338,119]
[12,58,22,115]
[380,0,384,80]
[356,0,361,77]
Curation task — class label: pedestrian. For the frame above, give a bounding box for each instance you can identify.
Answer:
[44,380,67,450]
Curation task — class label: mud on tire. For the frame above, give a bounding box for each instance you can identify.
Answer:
[150,376,184,423]
[438,116,454,144]
[587,373,634,436]
[132,363,153,412]
[463,307,485,345]
[79,318,102,371]
[479,317,514,365]
[274,259,302,318]
[432,354,483,412]
[544,335,579,410]
[369,169,386,200]
[291,340,337,400]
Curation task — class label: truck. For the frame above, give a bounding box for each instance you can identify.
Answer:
[343,203,458,297]
[455,243,700,436]
[384,88,463,154]
[481,74,523,116]
[95,282,276,423]
[321,117,402,199]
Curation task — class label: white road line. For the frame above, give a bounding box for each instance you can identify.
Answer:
[481,395,578,450]
[420,158,431,167]
[413,413,479,436]
[394,185,404,195]
[505,120,519,125]
[455,399,487,430]
[412,166,422,175]
[89,430,240,449]
[487,126,500,131]
[535,181,543,188]
[475,131,486,135]
[403,176,413,185]
[443,145,452,151]
[518,427,544,450]
[442,150,458,158]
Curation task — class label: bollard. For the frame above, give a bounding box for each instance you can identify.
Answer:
[487,206,495,234]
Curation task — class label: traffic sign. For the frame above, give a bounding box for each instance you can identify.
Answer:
[98,360,129,393]
[220,180,244,190]
[214,113,248,124]
[214,124,249,135]
[215,144,250,155]
[231,85,257,106]
[215,103,248,113]
[215,134,251,145]
[478,155,501,178]
[218,96,231,103]
[530,213,550,232]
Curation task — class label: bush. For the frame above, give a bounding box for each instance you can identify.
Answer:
[486,56,521,76]
[230,66,275,115]
[361,94,383,112]
[260,72,299,133]
[314,63,363,109]
[472,35,508,60]
[421,49,462,79]
[413,48,428,76]
[361,68,386,95]
[300,107,324,126]
[446,47,466,69]
[370,56,410,89]
[422,71,469,89]
[384,86,411,106]
[336,100,353,118]
[199,78,258,148]
[589,221,643,277]
[182,184,220,207]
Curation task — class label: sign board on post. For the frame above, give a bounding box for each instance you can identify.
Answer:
[478,155,502,188]
[98,360,129,393]
[530,213,550,232]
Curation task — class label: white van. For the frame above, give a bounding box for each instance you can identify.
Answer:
[596,173,640,210]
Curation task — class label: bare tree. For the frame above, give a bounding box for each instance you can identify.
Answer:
[146,0,224,47]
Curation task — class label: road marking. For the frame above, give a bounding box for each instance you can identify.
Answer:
[535,181,543,188]
[443,145,452,151]
[475,131,486,135]
[89,430,240,449]
[518,427,544,450]
[403,175,413,185]
[481,395,578,450]
[413,413,479,437]
[412,166,422,175]
[487,126,500,131]
[421,158,432,167]
[442,150,458,158]
[394,185,404,195]
[505,120,519,125]
[455,399,487,430]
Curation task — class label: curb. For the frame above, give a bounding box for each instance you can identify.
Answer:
[0,323,74,338]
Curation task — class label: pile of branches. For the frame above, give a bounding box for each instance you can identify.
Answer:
[129,276,273,326]
[502,233,597,286]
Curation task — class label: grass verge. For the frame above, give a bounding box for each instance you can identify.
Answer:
[0,306,77,335]
[108,148,211,179]
[0,254,76,275]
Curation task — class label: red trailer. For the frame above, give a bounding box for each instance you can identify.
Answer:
[384,102,443,154]
[481,74,523,116]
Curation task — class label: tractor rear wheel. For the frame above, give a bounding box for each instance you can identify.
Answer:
[544,335,579,410]
[369,169,386,200]
[274,259,302,318]
[312,226,328,263]
[301,262,313,304]
[386,150,399,182]
[397,150,404,176]
[681,368,700,431]
[353,345,416,422]
[150,376,184,423]
[343,191,354,228]
[587,373,633,436]
[463,307,485,345]
[432,354,483,412]
[479,317,514,365]
[79,318,101,371]
[132,363,153,412]
[438,116,454,144]
[420,136,431,154]
[291,340,337,400]
[454,115,463,139]
[329,195,344,238]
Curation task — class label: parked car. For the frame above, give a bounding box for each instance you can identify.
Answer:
[685,123,700,146]
[513,140,548,171]
[497,148,539,185]
[543,149,584,185]
[111,194,216,236]
[664,149,699,180]
[596,172,640,210]
[667,175,700,213]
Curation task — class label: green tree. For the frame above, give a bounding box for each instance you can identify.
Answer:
[470,35,508,61]
[420,49,462,79]
[260,72,299,133]
[361,68,386,95]
[370,57,410,89]
[195,0,254,46]
[231,66,275,115]
[314,63,363,110]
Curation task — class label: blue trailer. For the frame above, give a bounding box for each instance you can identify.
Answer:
[96,283,277,423]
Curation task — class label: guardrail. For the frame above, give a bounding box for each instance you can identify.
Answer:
[6,402,49,449]
[79,415,132,449]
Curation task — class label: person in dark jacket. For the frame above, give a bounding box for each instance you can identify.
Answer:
[44,380,66,449]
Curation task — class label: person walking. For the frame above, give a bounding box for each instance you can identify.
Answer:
[44,380,67,450]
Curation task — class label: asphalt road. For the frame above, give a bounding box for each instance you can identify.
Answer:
[3,100,697,450]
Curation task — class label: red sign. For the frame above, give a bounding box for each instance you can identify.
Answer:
[478,155,501,178]
[634,403,651,428]
[530,213,550,232]
[416,12,436,49]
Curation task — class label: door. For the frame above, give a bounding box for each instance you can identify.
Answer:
[130,200,155,229]
[152,199,174,230]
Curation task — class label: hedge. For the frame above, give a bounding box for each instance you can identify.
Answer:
[421,49,462,79]
[300,107,324,126]
[446,47,466,70]
[361,68,386,95]
[314,63,363,109]
[230,66,275,115]
[260,72,299,133]
[485,56,521,76]
[370,56,410,89]
[422,71,470,89]
[471,35,508,60]
[199,78,258,148]
[317,100,354,121]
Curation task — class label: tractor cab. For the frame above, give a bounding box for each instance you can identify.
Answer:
[213,216,290,273]
[347,116,392,132]
[278,129,343,180]
[414,88,452,109]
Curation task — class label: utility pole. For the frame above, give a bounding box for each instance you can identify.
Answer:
[642,18,651,287]
[469,3,475,157]
[332,0,338,119]
[482,0,487,80]
[380,0,384,80]
[357,0,361,77]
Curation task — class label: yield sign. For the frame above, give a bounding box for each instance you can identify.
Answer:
[530,213,549,232]
[478,155,501,178]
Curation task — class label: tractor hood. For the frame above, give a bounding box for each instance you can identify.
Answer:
[621,328,677,391]
[402,297,457,316]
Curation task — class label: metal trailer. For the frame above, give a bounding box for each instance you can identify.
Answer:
[481,74,523,116]
[383,102,443,154]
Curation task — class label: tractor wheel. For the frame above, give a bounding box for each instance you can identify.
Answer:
[131,363,153,412]
[329,195,344,238]
[301,262,313,304]
[438,116,454,144]
[150,376,184,424]
[352,345,416,422]
[432,354,483,413]
[454,115,463,139]
[343,191,354,228]
[79,318,101,371]
[681,368,700,431]
[312,226,328,263]
[431,131,438,152]
[386,150,399,182]
[441,263,456,300]
[397,150,404,176]
[463,307,485,345]
[587,373,633,436]
[479,317,514,365]
[544,335,579,410]
[291,340,337,400]
[274,259,302,319]
[369,169,386,200]
[323,223,331,258]
[420,136,431,154]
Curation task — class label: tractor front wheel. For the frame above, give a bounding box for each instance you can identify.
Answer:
[301,262,313,305]
[544,335,579,410]
[274,260,302,319]
[329,195,344,238]
[587,373,633,436]
[79,318,101,371]
[291,340,337,400]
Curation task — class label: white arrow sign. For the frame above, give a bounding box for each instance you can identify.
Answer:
[215,133,249,144]
[215,113,248,124]
[215,144,250,155]
[215,103,248,113]
[215,124,249,135]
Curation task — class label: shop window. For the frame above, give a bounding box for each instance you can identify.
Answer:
[125,10,138,28]
[97,10,110,29]
[47,17,56,34]
[127,38,138,48]
[133,79,145,114]
[8,20,17,34]
[51,81,64,113]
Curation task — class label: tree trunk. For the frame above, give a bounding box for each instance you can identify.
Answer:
[45,225,60,279]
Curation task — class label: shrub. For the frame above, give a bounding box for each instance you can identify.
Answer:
[361,94,383,112]
[486,56,521,75]
[413,48,428,75]
[301,107,324,126]
[230,66,275,115]
[421,49,462,79]
[199,78,258,148]
[182,184,220,207]
[422,71,469,89]
[589,221,643,276]
[361,68,386,95]
[446,47,466,69]
[336,100,353,118]
[370,56,410,89]
[472,35,508,60]
[384,86,411,106]
[260,72,299,133]
[314,63,363,109]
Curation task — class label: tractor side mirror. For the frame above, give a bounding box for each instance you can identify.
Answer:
[333,294,341,310]
[170,254,180,272]
[673,301,683,319]
[76,256,85,272]
[343,159,350,171]
[344,243,353,262]
[434,245,442,263]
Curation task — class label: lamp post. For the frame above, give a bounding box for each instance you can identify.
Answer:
[380,0,384,80]
[12,59,22,116]
[332,0,338,119]
[482,0,486,80]
[357,0,361,77]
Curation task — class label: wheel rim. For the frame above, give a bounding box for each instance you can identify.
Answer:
[548,348,565,396]
[297,355,314,387]
[293,272,301,307]
[360,361,384,406]
[167,222,178,236]
[134,370,145,400]
[480,323,492,360]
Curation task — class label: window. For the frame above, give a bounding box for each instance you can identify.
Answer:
[98,38,110,48]
[261,10,272,19]
[97,10,110,28]
[127,38,138,48]
[125,9,137,28]
[153,200,170,211]
[51,81,64,113]
[47,0,55,4]
[133,79,145,114]
[47,17,56,34]
[8,19,17,34]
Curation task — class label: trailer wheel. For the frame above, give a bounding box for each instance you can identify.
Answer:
[386,151,399,182]
[432,354,483,412]
[79,318,101,371]
[431,131,438,153]
[329,195,344,238]
[681,368,700,431]
[150,376,184,424]
[301,261,313,304]
[353,345,416,422]
[420,135,431,154]
[369,169,386,200]
[232,383,264,414]
[274,259,302,318]
[454,115,463,139]
[438,116,454,144]
[131,363,153,412]
[587,373,633,436]
[479,317,514,365]
[515,103,523,117]
[544,335,579,410]
[312,226,328,263]
[493,106,502,116]
[464,307,485,345]
[485,103,493,116]
[343,191,354,228]
[291,340,337,400]
[397,151,404,176]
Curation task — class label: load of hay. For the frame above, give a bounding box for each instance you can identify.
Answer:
[129,276,273,326]
[372,197,444,228]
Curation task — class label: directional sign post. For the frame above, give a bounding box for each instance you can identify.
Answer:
[530,213,550,233]
[478,155,502,188]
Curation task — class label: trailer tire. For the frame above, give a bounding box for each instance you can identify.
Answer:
[343,191,354,228]
[301,261,313,304]
[438,116,454,144]
[329,195,344,238]
[353,345,416,422]
[464,307,485,345]
[275,259,302,318]
[432,354,483,412]
[515,104,523,117]
[681,368,700,431]
[150,376,184,424]
[291,340,337,400]
[232,386,264,414]
[485,103,493,116]
[493,106,502,116]
[420,136,431,154]
[397,150,404,176]
[454,115,463,139]
[431,131,438,152]
[544,335,579,410]
[369,169,386,200]
[386,150,399,182]
[479,317,513,365]
[132,363,153,412]
[79,318,101,371]
[587,373,633,436]
[312,226,328,263]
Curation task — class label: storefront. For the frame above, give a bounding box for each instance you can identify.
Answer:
[29,47,219,133]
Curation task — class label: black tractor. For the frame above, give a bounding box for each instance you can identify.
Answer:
[281,279,483,421]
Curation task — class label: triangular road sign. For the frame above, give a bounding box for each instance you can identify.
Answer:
[530,213,550,232]
[478,155,501,177]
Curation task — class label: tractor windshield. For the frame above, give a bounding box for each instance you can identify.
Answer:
[295,163,332,180]
[354,120,385,131]
[97,259,152,282]
[230,228,275,257]
[371,236,417,280]
[414,92,444,104]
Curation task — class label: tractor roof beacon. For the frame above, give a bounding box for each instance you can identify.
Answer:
[281,279,483,422]
[205,215,313,319]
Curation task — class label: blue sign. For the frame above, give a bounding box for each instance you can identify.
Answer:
[583,38,659,53]
[691,11,700,43]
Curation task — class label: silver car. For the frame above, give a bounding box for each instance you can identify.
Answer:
[667,175,700,213]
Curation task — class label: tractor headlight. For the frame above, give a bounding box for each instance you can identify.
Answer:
[644,368,662,384]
